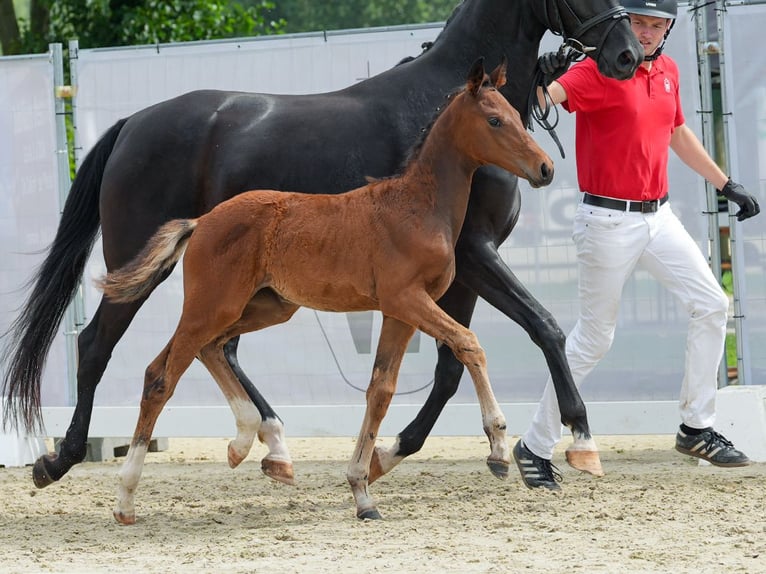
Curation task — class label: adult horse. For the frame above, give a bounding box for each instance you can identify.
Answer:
[100,59,552,522]
[2,0,642,488]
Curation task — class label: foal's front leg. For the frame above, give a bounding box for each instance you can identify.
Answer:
[347,316,415,520]
[404,294,510,478]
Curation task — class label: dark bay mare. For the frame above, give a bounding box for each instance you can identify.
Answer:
[99,60,553,521]
[2,0,642,489]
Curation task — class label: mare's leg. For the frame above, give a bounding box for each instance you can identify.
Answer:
[33,297,149,488]
[369,282,477,483]
[198,290,299,484]
[347,317,415,520]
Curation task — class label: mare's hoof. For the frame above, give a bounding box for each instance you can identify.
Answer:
[32,454,57,489]
[565,448,604,477]
[486,458,510,480]
[113,510,136,525]
[368,447,385,485]
[357,508,383,520]
[261,458,295,486]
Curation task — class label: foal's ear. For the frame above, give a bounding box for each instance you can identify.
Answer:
[490,56,508,90]
[467,57,486,95]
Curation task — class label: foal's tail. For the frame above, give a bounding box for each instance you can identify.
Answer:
[2,119,127,433]
[97,219,198,303]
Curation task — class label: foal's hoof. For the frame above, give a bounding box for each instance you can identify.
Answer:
[357,508,383,520]
[113,509,136,525]
[565,448,604,477]
[32,454,57,489]
[261,458,295,486]
[486,457,510,480]
[227,444,246,469]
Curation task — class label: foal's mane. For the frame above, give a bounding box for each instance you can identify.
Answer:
[367,87,462,183]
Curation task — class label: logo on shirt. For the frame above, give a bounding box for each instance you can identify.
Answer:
[664,78,671,93]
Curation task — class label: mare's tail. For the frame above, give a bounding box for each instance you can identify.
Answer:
[1,119,128,433]
[96,219,198,303]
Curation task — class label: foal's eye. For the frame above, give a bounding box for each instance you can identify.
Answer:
[488,117,501,127]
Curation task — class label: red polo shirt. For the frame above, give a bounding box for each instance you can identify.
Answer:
[558,55,684,201]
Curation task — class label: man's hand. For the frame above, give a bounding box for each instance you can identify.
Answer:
[719,179,761,221]
[537,51,571,83]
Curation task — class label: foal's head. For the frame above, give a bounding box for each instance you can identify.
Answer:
[449,58,554,188]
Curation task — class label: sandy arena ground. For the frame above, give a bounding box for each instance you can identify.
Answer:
[1,434,764,573]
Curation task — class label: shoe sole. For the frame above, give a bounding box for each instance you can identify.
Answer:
[675,445,751,467]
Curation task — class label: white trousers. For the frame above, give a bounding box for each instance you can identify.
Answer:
[522,200,729,459]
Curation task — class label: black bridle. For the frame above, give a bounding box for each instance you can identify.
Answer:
[543,0,630,58]
[528,1,630,158]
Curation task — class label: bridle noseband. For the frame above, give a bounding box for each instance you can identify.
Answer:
[528,1,630,158]
[544,0,630,57]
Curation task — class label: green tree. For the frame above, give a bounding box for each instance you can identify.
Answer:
[0,0,284,55]
[259,0,456,34]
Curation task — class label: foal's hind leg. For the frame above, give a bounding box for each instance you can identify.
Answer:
[209,291,300,484]
[197,342,264,469]
[115,280,255,523]
[347,316,416,520]
[115,337,197,525]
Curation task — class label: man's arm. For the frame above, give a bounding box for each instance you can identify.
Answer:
[669,123,727,189]
[671,123,760,221]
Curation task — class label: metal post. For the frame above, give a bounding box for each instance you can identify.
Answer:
[692,3,729,387]
[52,42,87,404]
[716,1,752,384]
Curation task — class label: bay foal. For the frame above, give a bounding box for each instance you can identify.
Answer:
[98,59,553,522]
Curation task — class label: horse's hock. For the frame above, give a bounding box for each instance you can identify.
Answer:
[712,385,766,463]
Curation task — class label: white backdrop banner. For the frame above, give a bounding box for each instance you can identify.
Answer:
[0,53,69,408]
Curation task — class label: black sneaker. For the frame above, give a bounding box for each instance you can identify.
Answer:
[513,439,562,491]
[675,427,751,467]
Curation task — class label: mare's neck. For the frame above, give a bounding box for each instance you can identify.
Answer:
[423,0,546,122]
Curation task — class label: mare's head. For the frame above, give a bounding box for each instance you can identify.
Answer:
[541,0,643,79]
[448,58,554,189]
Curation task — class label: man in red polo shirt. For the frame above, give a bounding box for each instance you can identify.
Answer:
[514,0,760,490]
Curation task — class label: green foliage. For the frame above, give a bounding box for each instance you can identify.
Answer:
[256,0,457,33]
[17,0,284,52]
[122,0,285,45]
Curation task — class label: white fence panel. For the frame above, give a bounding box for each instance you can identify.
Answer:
[0,52,69,409]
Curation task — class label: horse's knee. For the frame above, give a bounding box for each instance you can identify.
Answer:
[534,315,567,351]
[450,334,486,369]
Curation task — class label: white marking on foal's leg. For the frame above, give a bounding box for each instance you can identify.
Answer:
[565,431,603,476]
[227,396,262,468]
[114,442,149,525]
[258,417,295,485]
[369,436,404,484]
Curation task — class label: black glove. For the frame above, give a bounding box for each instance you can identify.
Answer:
[719,179,761,221]
[537,50,571,83]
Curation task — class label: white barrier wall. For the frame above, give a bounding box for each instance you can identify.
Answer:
[0,53,69,409]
